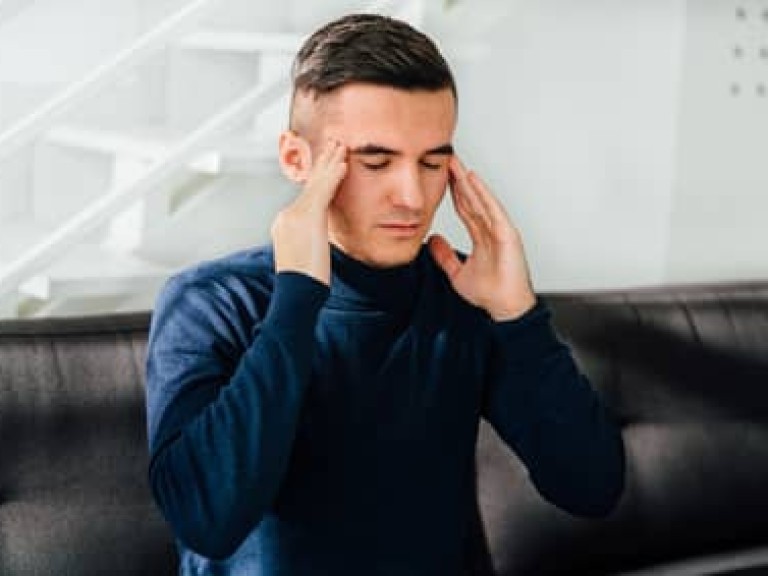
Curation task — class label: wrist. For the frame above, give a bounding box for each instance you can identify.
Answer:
[486,291,537,322]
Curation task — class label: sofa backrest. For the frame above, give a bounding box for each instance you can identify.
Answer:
[2,281,768,575]
[477,281,768,575]
[0,313,176,575]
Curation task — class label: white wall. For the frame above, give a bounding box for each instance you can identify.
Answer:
[0,0,136,130]
[667,0,768,283]
[4,0,768,315]
[0,0,139,84]
[0,0,185,128]
[427,0,687,290]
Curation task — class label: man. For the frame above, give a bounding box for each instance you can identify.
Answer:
[146,13,625,575]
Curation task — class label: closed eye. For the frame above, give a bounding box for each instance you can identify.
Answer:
[420,159,444,170]
[361,160,390,170]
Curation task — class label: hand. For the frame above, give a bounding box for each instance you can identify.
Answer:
[271,139,347,285]
[429,156,536,321]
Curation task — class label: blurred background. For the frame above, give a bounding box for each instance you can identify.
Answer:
[0,0,766,319]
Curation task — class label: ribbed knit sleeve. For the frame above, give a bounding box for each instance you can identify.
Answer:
[482,300,625,518]
[146,270,328,559]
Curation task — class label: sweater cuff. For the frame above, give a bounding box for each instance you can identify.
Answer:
[262,272,329,338]
[491,299,564,367]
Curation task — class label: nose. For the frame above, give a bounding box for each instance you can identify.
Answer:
[390,165,425,211]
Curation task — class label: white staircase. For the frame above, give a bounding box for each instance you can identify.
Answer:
[0,0,423,318]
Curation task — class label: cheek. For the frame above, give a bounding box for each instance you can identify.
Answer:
[336,164,393,204]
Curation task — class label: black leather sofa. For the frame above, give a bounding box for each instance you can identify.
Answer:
[1,281,767,575]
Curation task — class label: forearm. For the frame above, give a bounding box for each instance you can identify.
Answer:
[484,301,625,517]
[147,272,328,558]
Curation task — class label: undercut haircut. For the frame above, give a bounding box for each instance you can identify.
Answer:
[289,13,457,129]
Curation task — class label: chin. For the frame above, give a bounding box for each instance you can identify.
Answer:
[367,241,423,268]
[333,231,425,268]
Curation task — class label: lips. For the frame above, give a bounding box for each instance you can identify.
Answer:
[378,222,422,236]
[380,222,420,229]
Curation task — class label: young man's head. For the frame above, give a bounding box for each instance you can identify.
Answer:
[279,14,458,267]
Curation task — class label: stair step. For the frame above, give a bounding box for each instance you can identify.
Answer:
[178,30,305,54]
[45,124,171,160]
[193,135,277,174]
[18,244,170,301]
[43,124,278,174]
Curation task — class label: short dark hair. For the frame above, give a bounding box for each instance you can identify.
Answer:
[291,13,457,100]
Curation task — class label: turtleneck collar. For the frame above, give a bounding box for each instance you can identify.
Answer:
[327,243,425,312]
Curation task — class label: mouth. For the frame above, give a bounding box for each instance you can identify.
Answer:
[378,222,422,237]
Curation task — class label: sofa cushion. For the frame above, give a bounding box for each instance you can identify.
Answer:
[0,313,176,575]
[3,281,768,575]
[476,282,768,575]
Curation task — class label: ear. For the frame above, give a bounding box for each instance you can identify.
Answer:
[278,130,312,184]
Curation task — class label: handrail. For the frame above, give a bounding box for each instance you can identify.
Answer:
[0,0,218,163]
[0,77,288,298]
[0,0,421,300]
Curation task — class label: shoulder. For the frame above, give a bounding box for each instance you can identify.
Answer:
[168,245,275,291]
[152,245,277,330]
[161,245,275,301]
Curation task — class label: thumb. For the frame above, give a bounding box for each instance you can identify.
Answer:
[428,234,462,280]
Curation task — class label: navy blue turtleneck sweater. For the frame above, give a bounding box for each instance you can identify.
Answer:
[146,244,624,575]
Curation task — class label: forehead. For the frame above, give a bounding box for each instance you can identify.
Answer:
[306,83,456,150]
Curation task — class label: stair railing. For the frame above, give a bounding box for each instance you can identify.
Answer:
[0,0,219,163]
[0,0,421,300]
[0,76,286,298]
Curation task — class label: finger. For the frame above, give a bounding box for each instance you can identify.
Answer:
[305,140,347,203]
[428,234,462,280]
[467,170,512,230]
[325,138,347,165]
[449,159,485,227]
[448,179,485,248]
[449,157,493,228]
[449,163,497,252]
[331,141,348,177]
[310,138,341,167]
[451,158,517,247]
[325,140,348,180]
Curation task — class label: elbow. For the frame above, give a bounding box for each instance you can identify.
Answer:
[565,398,627,518]
[533,425,626,519]
[562,429,627,519]
[597,448,626,517]
[587,414,627,517]
[541,458,625,519]
[177,527,244,561]
[148,458,258,560]
[569,462,625,519]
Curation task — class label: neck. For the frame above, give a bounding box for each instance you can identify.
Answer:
[328,243,423,312]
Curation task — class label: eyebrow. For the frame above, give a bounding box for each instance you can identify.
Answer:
[350,143,454,157]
